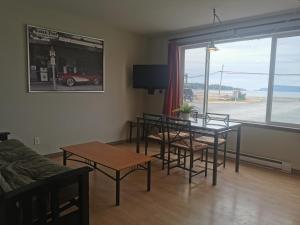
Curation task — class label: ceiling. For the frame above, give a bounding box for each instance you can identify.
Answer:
[28,0,300,35]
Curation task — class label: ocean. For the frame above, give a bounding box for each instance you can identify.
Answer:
[193,89,300,98]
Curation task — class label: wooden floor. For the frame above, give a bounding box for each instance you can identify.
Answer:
[54,142,300,225]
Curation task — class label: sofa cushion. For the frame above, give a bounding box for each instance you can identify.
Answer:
[0,139,68,193]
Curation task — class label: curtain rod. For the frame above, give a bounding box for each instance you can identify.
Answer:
[169,17,300,42]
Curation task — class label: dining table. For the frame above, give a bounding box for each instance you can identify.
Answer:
[135,116,242,185]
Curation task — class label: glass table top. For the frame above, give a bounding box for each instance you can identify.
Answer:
[189,117,241,131]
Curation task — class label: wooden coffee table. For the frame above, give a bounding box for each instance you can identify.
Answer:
[61,141,152,206]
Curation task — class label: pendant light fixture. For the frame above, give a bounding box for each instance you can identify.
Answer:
[208,8,222,52]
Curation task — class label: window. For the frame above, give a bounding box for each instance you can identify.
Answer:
[270,35,300,125]
[208,38,272,122]
[182,32,300,127]
[183,47,206,113]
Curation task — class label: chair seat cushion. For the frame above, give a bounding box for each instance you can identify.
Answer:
[195,136,226,145]
[0,139,70,192]
[171,139,208,152]
[148,132,189,141]
[159,131,190,139]
[147,134,163,141]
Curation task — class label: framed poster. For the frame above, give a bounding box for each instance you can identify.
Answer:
[27,25,104,92]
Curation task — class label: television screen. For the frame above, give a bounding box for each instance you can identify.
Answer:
[133,65,168,89]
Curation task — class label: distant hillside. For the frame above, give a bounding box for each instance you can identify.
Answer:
[259,85,300,92]
[185,83,245,91]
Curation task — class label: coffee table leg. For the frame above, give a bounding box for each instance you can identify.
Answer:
[63,151,67,166]
[147,161,151,192]
[116,170,120,206]
[136,118,140,153]
[129,121,133,143]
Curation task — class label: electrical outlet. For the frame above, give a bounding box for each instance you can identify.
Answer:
[34,137,40,145]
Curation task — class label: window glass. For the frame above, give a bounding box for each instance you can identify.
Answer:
[271,35,300,125]
[183,47,206,113]
[182,34,300,127]
[207,38,272,122]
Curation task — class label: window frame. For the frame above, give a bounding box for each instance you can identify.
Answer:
[267,31,300,128]
[180,30,300,129]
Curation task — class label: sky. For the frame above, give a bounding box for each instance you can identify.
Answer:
[184,36,300,91]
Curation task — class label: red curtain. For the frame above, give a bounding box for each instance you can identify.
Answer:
[163,42,181,116]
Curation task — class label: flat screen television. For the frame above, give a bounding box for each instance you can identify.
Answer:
[133,65,168,92]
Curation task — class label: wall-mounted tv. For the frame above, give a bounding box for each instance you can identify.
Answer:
[133,65,168,93]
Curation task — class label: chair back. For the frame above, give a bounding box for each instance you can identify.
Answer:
[166,117,192,146]
[143,113,165,141]
[190,110,199,122]
[206,113,230,126]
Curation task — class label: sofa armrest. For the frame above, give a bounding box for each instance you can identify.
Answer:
[0,132,10,141]
[0,166,92,225]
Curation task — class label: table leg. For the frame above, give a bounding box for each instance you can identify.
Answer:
[136,118,140,153]
[161,144,165,170]
[223,132,228,168]
[213,132,219,185]
[129,122,133,143]
[142,123,145,141]
[63,151,67,166]
[147,161,151,192]
[116,170,120,206]
[236,126,241,172]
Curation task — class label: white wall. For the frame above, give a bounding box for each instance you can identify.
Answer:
[146,36,300,170]
[1,2,299,170]
[143,37,168,114]
[0,2,148,155]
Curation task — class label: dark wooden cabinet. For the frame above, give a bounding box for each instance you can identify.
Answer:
[0,132,10,141]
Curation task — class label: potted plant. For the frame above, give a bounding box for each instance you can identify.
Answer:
[173,102,194,120]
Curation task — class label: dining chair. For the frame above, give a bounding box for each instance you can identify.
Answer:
[143,113,166,169]
[195,113,230,168]
[143,113,191,169]
[166,117,208,183]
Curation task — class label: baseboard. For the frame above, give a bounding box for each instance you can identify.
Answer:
[45,140,300,176]
[107,139,128,145]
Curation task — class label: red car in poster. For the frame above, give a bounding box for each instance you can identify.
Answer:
[58,72,102,87]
